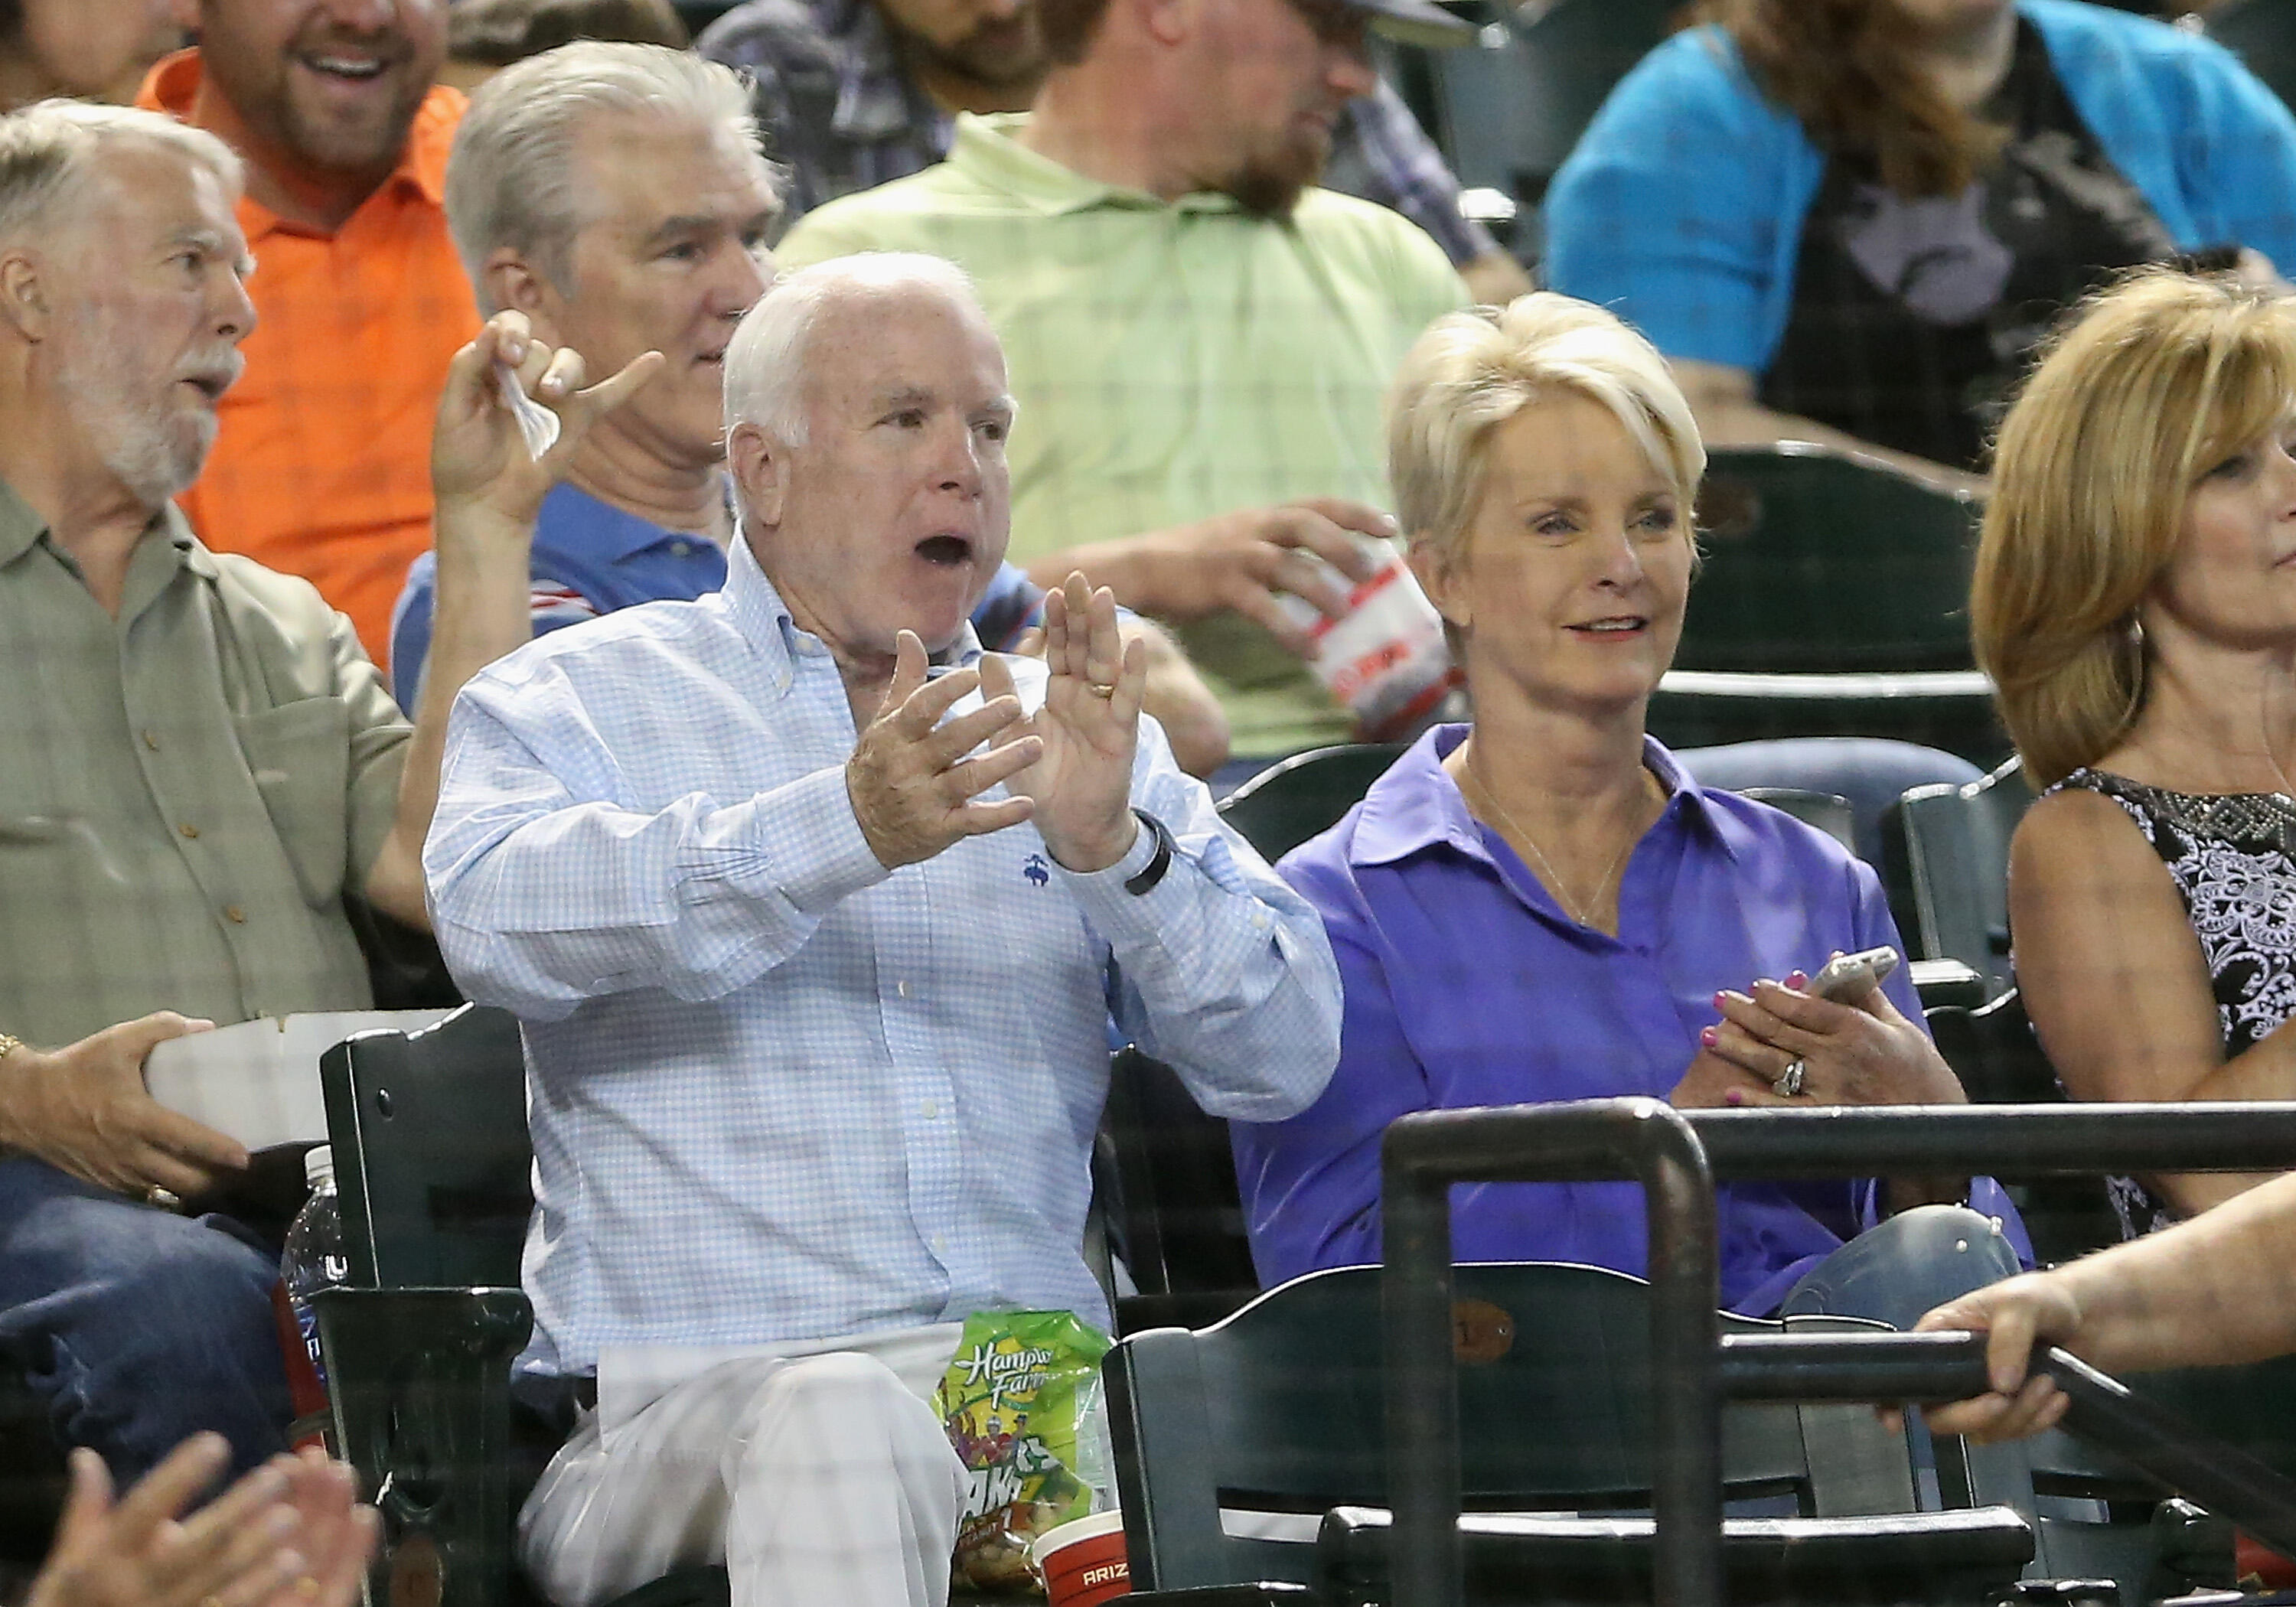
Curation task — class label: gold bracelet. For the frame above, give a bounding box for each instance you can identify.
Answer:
[0,1034,20,1062]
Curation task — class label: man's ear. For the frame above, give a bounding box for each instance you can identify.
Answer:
[0,251,52,342]
[1407,534,1468,635]
[481,249,565,347]
[726,421,788,531]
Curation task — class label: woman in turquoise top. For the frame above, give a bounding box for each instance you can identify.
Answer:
[1545,0,2296,488]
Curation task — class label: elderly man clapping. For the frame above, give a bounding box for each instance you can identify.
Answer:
[422,253,1340,1607]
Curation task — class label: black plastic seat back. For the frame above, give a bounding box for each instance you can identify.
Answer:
[1681,447,1982,675]
[321,1002,533,1289]
[1888,756,2033,999]
[1103,1049,1261,1332]
[1925,990,2122,1270]
[1218,743,1408,864]
[1424,0,1676,216]
[1107,1262,1932,1594]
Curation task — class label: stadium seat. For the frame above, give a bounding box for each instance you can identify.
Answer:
[1103,1048,1261,1334]
[1106,1261,2033,1605]
[316,1005,726,1607]
[1217,743,1407,862]
[1648,445,2007,764]
[1419,0,1675,254]
[1678,736,1985,867]
[317,1007,1119,1606]
[1886,756,2034,999]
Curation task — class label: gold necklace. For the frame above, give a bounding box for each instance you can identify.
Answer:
[1461,758,1643,931]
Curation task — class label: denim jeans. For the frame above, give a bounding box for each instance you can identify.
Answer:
[1779,1203,2030,1510]
[0,1156,292,1484]
[1778,1202,2024,1331]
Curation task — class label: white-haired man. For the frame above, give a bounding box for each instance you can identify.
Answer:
[424,253,1342,1607]
[0,99,648,1487]
[394,40,1231,775]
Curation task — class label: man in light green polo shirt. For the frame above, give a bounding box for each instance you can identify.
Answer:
[775,0,1466,761]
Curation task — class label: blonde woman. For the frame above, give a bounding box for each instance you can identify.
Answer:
[1975,267,2296,1239]
[1233,292,2024,1325]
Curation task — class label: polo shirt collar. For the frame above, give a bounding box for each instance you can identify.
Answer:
[141,51,459,237]
[1350,723,1740,869]
[720,528,987,691]
[538,482,721,566]
[950,113,1249,218]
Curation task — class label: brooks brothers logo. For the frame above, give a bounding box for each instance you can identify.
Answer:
[1023,852,1051,888]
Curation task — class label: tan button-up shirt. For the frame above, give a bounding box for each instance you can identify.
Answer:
[0,480,411,1047]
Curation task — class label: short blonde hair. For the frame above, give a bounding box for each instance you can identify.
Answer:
[1388,292,1704,566]
[1973,269,2296,787]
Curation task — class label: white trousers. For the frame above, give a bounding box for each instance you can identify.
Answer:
[518,1342,967,1607]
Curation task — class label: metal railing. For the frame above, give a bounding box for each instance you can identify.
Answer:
[1381,1099,2296,1607]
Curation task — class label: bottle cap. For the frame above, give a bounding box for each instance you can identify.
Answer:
[305,1143,334,1188]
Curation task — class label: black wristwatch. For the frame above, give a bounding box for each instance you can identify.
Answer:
[1124,809,1176,896]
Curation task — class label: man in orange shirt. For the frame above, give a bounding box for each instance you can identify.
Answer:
[139,0,480,667]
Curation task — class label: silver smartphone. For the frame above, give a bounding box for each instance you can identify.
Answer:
[1808,945,1900,1001]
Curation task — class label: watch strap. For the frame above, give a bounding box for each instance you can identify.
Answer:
[1124,809,1176,896]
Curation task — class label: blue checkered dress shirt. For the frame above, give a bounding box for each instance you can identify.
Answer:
[426,538,1342,1377]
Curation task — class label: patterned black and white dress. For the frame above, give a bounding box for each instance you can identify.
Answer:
[2045,769,2296,1240]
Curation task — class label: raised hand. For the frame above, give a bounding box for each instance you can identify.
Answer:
[0,1015,246,1200]
[847,631,1041,869]
[28,1436,378,1607]
[430,310,666,526]
[980,573,1144,873]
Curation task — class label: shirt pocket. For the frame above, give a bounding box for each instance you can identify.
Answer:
[236,696,353,909]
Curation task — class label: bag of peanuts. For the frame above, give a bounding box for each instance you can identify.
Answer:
[936,1310,1114,1594]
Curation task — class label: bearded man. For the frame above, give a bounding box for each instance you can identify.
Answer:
[0,99,643,1487]
[775,0,1467,776]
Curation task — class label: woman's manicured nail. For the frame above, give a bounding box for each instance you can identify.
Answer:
[1700,1025,1719,1047]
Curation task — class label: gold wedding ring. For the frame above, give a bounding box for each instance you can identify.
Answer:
[145,1185,183,1212]
[1087,682,1119,699]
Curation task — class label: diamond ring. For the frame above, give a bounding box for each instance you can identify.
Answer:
[1772,1058,1807,1098]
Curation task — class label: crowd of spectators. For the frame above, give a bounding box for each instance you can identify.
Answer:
[5,0,2296,1601]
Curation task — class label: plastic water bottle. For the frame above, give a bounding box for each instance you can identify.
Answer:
[279,1145,348,1394]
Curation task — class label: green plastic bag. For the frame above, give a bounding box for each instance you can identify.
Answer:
[936,1309,1114,1593]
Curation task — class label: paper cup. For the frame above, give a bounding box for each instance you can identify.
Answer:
[1029,1509,1130,1607]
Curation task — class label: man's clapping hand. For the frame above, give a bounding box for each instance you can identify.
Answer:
[980,573,1145,874]
[847,631,1042,869]
[28,1436,377,1607]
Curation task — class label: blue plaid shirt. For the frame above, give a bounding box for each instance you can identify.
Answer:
[426,536,1342,1377]
[700,0,1499,268]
